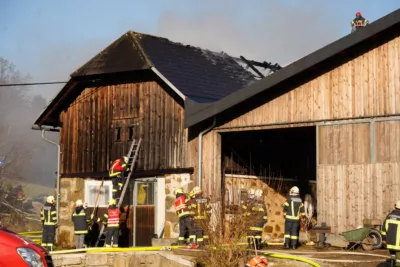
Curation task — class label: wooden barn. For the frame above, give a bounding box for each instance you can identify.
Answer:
[185,8,400,235]
[32,31,256,247]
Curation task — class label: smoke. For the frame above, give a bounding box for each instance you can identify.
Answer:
[156,1,343,66]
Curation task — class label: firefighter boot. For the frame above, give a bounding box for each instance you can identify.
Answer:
[284,242,290,249]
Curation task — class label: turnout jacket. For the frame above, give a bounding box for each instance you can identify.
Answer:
[283,195,305,222]
[41,203,57,226]
[103,205,120,227]
[72,206,91,234]
[109,158,129,177]
[382,209,400,251]
[188,195,211,220]
[174,193,191,219]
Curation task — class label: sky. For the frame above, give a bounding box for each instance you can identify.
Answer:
[1,0,399,102]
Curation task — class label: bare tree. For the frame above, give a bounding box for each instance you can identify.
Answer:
[0,58,32,182]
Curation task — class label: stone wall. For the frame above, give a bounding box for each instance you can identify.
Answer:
[163,173,194,239]
[58,178,85,248]
[52,252,196,267]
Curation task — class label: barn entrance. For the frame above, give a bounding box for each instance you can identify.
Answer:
[221,126,317,199]
[131,177,165,247]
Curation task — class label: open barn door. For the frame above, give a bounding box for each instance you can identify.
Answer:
[132,177,165,247]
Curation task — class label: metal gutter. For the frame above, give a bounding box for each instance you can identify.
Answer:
[41,130,61,243]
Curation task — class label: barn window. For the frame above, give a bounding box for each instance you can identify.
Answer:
[128,125,134,141]
[84,180,112,207]
[115,127,121,142]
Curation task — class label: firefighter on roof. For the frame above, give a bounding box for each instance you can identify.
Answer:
[103,198,120,248]
[382,200,400,266]
[351,11,369,32]
[109,156,130,200]
[283,186,305,249]
[188,186,211,248]
[174,188,192,245]
[40,195,57,251]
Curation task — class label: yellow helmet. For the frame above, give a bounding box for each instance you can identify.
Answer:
[108,198,116,205]
[46,196,55,204]
[174,188,183,195]
[75,199,83,206]
[189,186,202,198]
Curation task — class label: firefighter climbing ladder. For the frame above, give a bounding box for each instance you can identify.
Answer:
[94,138,142,247]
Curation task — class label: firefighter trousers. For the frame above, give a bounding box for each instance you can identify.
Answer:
[190,220,205,245]
[105,227,119,248]
[42,225,56,251]
[247,221,264,250]
[178,216,192,245]
[112,176,124,200]
[284,219,300,247]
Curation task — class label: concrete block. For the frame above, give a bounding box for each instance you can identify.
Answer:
[113,254,129,267]
[52,258,63,267]
[61,254,83,265]
[85,253,109,266]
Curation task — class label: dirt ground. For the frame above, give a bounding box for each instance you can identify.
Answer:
[261,245,391,267]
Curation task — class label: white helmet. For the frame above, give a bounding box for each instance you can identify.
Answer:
[395,200,400,209]
[123,156,129,164]
[290,186,300,196]
[248,188,255,198]
[46,195,55,204]
[255,189,263,197]
[76,199,83,206]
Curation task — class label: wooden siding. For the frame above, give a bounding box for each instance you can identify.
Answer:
[318,123,371,165]
[187,131,222,197]
[59,81,187,174]
[375,120,400,162]
[317,163,400,234]
[220,36,400,129]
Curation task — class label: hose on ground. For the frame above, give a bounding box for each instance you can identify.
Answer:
[265,249,389,259]
[263,252,321,267]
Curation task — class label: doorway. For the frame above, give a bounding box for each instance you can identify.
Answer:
[132,177,166,247]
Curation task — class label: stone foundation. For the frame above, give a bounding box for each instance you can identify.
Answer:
[52,252,196,267]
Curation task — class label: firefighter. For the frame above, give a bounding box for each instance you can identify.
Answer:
[15,185,25,210]
[246,255,269,267]
[351,11,369,32]
[381,200,400,267]
[188,186,211,248]
[174,188,192,245]
[103,198,120,248]
[40,195,57,251]
[109,156,130,200]
[283,186,305,249]
[249,189,268,250]
[71,199,91,249]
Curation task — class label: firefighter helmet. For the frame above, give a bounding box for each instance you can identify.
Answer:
[108,198,116,205]
[255,189,263,197]
[76,199,83,206]
[356,12,361,17]
[192,186,202,195]
[290,186,300,196]
[123,156,129,164]
[396,200,400,209]
[174,188,183,195]
[248,188,256,198]
[46,195,55,204]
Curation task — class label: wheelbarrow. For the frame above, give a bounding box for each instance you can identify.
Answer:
[324,227,382,251]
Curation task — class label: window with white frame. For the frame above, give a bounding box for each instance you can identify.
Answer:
[85,180,112,207]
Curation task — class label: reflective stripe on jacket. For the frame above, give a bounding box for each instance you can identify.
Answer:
[189,196,211,220]
[382,209,400,250]
[41,203,57,226]
[104,206,120,227]
[72,207,90,234]
[174,194,190,219]
[109,158,127,177]
[283,195,305,221]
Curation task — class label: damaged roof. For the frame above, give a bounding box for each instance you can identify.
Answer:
[34,31,256,127]
[184,8,400,129]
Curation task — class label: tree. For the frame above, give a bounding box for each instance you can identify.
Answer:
[0,58,32,181]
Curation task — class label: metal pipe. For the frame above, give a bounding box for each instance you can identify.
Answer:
[41,129,61,243]
[198,118,217,189]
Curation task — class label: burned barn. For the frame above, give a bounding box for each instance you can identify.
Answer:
[185,8,400,235]
[32,31,257,247]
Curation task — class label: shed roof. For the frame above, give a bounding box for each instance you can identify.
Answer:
[34,31,256,127]
[184,8,400,129]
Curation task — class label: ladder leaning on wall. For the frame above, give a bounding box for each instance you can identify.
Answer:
[94,138,142,247]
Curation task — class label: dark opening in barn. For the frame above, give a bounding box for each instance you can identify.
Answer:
[221,126,316,198]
